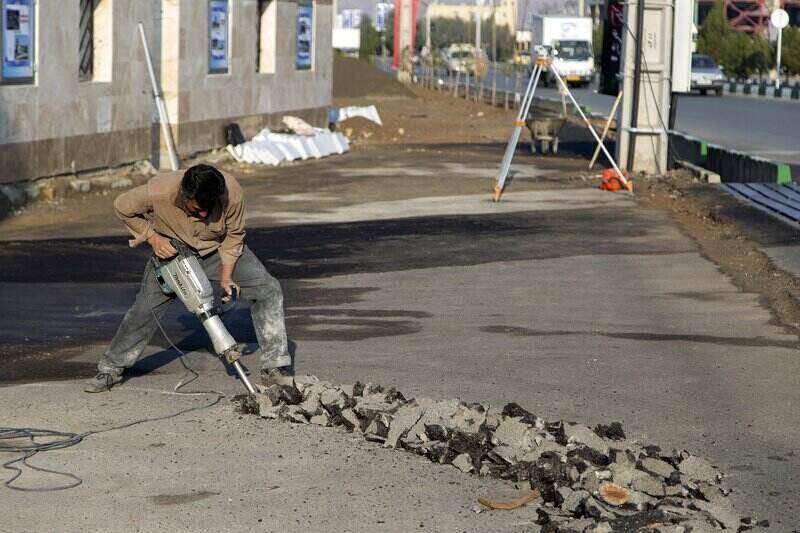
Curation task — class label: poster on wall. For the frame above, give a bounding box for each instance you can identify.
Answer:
[296,2,313,70]
[208,0,229,73]
[2,0,34,82]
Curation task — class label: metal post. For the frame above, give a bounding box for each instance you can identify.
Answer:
[776,27,783,91]
[466,70,471,99]
[138,22,179,171]
[504,65,510,109]
[492,61,497,106]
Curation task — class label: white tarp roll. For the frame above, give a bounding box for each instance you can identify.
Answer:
[226,126,350,166]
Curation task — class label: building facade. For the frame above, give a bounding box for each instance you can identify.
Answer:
[427,0,518,31]
[0,0,333,184]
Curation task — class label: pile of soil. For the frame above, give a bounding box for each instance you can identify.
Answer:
[333,55,414,99]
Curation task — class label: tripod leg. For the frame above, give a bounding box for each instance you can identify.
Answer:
[493,63,544,202]
[550,65,632,193]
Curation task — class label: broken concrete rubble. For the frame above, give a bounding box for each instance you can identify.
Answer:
[234,375,762,531]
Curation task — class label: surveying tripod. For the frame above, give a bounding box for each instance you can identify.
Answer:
[492,55,633,202]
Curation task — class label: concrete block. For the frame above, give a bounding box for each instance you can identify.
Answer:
[631,475,665,497]
[639,457,675,479]
[452,453,474,473]
[561,488,589,514]
[678,455,719,483]
[559,423,609,455]
[492,417,533,450]
[284,405,308,424]
[309,412,330,426]
[384,405,425,449]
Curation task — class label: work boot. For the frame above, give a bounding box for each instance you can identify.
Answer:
[83,371,123,393]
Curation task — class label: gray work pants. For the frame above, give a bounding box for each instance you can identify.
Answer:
[97,245,290,374]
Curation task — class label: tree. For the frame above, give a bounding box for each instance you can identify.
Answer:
[359,15,382,59]
[697,0,772,78]
[781,26,800,75]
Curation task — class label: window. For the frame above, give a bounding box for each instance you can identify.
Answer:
[1,0,35,84]
[295,1,313,70]
[256,0,275,74]
[79,0,112,82]
[208,0,230,74]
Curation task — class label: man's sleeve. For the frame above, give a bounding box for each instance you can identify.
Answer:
[114,185,155,248]
[219,196,246,266]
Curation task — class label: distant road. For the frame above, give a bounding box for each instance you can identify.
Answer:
[398,60,800,167]
[533,87,800,167]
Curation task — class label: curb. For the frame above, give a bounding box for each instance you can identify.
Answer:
[725,80,800,101]
[668,131,793,185]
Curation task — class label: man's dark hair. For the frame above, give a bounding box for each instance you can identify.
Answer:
[181,164,226,210]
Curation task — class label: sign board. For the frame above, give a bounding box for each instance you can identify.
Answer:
[296,2,313,70]
[208,0,229,73]
[2,0,33,83]
[771,9,789,29]
[341,9,362,29]
[375,3,392,32]
[332,28,361,51]
[599,0,623,96]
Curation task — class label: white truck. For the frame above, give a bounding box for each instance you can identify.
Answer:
[530,15,595,87]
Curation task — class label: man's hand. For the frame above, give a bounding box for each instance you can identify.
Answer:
[220,278,240,303]
[148,233,177,259]
[220,262,238,303]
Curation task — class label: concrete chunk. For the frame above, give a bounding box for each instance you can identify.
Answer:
[492,417,533,450]
[678,455,719,483]
[452,453,474,473]
[384,405,425,448]
[639,457,675,479]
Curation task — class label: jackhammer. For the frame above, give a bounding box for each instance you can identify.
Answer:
[152,240,257,394]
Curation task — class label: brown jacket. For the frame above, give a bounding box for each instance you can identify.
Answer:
[114,170,245,265]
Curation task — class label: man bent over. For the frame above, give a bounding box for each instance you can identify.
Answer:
[85,164,291,392]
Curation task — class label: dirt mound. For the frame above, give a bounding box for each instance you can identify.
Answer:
[333,55,414,99]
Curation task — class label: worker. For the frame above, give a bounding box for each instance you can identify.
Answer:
[84,164,291,393]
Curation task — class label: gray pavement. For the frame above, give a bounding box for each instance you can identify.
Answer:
[2,148,800,530]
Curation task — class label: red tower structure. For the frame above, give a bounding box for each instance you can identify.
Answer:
[698,0,800,33]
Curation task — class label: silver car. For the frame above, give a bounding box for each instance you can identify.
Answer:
[691,54,725,96]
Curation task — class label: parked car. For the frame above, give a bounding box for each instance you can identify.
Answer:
[691,54,725,96]
[445,44,476,74]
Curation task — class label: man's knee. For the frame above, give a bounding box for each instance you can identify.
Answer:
[248,274,283,303]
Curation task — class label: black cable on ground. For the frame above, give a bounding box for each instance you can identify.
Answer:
[0,308,225,492]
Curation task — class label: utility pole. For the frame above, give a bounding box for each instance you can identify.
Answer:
[616,0,675,174]
[491,0,497,60]
[475,0,484,51]
[426,1,432,50]
[578,0,585,17]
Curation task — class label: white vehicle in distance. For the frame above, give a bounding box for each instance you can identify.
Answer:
[444,44,476,74]
[530,15,595,87]
[691,53,725,96]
